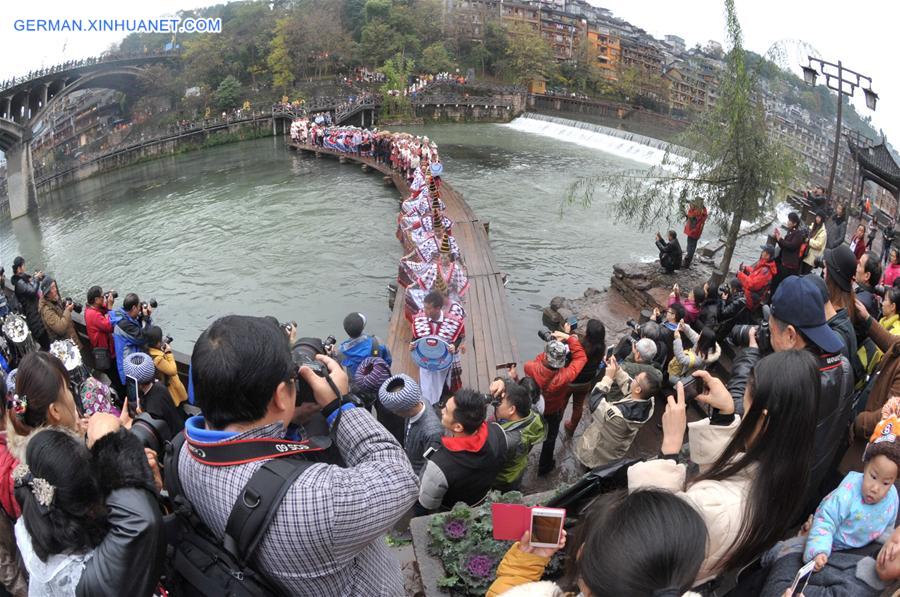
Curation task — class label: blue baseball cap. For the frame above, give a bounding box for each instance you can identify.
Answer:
[770,276,844,354]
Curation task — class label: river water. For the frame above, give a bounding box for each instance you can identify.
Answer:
[1,116,760,359]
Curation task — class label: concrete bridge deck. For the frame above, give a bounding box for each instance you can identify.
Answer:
[286,140,519,394]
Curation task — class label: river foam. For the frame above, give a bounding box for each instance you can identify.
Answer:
[502,113,685,167]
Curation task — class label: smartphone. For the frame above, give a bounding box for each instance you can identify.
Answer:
[680,377,703,402]
[423,446,437,460]
[529,507,566,549]
[605,345,615,359]
[126,374,140,412]
[789,559,816,596]
[566,315,578,330]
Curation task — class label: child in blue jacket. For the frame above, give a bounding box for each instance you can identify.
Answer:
[805,416,900,571]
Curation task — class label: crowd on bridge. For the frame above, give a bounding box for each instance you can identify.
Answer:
[0,49,177,94]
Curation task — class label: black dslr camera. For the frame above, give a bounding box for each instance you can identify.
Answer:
[63,297,83,314]
[537,327,553,342]
[290,337,336,404]
[729,305,772,353]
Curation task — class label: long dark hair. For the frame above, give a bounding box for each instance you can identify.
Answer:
[8,352,70,437]
[695,326,717,359]
[695,350,818,573]
[580,319,606,361]
[16,429,108,561]
[567,489,707,596]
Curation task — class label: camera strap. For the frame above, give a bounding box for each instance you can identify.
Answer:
[184,435,332,466]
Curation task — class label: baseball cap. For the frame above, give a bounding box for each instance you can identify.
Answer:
[544,340,568,369]
[770,276,843,354]
[824,246,856,293]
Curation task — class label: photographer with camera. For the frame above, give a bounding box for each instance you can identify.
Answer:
[85,286,122,393]
[145,326,187,408]
[37,277,84,354]
[726,276,852,512]
[574,355,659,470]
[109,293,154,385]
[655,230,683,274]
[524,323,586,477]
[333,312,392,377]
[123,352,185,436]
[10,257,49,350]
[171,315,418,595]
[716,278,750,342]
[736,244,778,318]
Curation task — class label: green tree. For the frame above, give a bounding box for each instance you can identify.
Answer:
[565,0,798,276]
[268,17,295,93]
[502,22,557,85]
[359,19,400,67]
[379,53,414,120]
[215,75,242,111]
[420,42,457,73]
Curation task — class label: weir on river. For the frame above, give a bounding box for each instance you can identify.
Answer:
[286,140,519,394]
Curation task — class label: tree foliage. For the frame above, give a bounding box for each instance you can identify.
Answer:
[565,0,799,276]
[421,42,457,74]
[214,75,242,110]
[502,22,557,85]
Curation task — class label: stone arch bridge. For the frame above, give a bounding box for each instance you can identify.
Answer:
[1,53,179,218]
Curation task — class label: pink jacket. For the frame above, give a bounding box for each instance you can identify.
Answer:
[884,263,900,288]
[668,294,700,325]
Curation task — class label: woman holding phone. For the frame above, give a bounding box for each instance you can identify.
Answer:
[486,489,707,596]
[628,349,820,588]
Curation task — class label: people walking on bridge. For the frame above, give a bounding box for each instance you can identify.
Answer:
[411,291,465,406]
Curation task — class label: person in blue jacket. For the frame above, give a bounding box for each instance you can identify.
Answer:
[108,293,153,384]
[333,312,391,377]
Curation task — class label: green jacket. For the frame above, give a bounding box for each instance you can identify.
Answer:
[496,412,546,485]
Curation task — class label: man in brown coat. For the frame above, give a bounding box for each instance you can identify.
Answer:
[853,297,900,437]
[38,277,84,353]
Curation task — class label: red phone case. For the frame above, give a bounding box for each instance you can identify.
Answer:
[491,503,532,541]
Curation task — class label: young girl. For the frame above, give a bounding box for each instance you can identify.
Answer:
[804,415,900,571]
[669,322,720,383]
[851,223,868,261]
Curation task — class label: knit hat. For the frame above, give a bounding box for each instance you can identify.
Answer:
[353,357,391,394]
[40,276,55,295]
[378,374,422,414]
[123,352,155,384]
[343,312,367,338]
[544,340,568,369]
[864,415,900,467]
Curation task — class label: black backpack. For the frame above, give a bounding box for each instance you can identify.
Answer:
[162,433,314,597]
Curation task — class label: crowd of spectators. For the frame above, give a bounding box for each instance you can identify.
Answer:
[5,137,900,597]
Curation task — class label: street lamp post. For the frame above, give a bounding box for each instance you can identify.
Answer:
[801,56,878,200]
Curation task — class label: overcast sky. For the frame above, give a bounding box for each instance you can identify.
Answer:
[0,0,896,139]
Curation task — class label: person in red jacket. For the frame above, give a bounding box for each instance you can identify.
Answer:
[736,244,778,314]
[84,286,121,392]
[683,200,708,267]
[524,323,586,476]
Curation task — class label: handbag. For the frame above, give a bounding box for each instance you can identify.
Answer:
[92,346,111,371]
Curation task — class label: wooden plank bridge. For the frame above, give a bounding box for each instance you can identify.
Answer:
[287,141,518,393]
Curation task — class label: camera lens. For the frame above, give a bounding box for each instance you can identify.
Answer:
[537,328,553,342]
